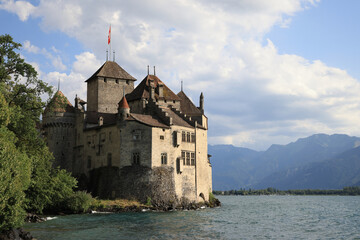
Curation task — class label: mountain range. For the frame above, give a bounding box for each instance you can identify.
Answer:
[209,134,360,190]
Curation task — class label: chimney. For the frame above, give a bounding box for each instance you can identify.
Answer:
[199,92,204,114]
[158,82,164,98]
[149,79,155,100]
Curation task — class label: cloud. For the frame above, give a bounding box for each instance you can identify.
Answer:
[0,0,35,21]
[22,40,67,71]
[5,0,360,150]
[40,51,102,102]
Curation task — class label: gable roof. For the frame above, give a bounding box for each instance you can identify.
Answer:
[126,75,181,102]
[44,91,74,113]
[177,91,202,116]
[86,61,136,82]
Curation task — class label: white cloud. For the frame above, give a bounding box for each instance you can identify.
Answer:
[41,51,102,103]
[6,0,360,149]
[0,0,35,21]
[22,40,67,71]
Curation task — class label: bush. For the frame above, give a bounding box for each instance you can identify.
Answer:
[64,191,94,213]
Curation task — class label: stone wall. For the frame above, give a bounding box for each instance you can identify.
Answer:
[86,165,177,207]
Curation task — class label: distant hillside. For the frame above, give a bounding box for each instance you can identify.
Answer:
[254,146,360,190]
[209,145,261,190]
[210,134,360,190]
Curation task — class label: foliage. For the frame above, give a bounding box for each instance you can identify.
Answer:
[0,34,80,231]
[213,186,360,196]
[146,196,152,206]
[63,191,94,213]
[0,126,31,231]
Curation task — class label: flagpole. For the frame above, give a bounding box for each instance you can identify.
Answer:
[109,24,111,61]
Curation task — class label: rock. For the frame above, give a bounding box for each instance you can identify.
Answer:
[0,228,34,240]
[25,213,45,223]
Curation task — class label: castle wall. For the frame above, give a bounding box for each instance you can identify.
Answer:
[195,128,212,201]
[86,80,98,112]
[87,77,134,113]
[43,112,75,172]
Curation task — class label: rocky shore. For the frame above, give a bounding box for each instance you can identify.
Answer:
[1,198,221,240]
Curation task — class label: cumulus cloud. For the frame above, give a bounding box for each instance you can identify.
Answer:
[4,0,360,150]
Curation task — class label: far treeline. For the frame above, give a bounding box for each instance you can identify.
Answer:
[213,186,360,196]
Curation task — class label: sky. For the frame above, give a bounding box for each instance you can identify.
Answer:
[1,0,360,150]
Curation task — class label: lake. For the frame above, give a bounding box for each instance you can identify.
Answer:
[24,195,360,239]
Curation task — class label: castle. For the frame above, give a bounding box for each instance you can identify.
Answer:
[42,61,212,204]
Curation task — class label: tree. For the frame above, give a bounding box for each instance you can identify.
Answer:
[0,34,78,231]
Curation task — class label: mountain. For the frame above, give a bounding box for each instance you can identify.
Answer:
[209,134,360,190]
[209,145,261,190]
[254,146,360,190]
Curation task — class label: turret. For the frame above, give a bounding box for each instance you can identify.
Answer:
[118,96,130,121]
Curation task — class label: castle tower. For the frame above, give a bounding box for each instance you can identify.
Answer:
[42,91,75,171]
[86,61,136,113]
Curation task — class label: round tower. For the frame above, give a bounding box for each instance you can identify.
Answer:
[42,91,75,171]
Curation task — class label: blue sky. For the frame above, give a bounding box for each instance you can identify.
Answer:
[1,0,360,150]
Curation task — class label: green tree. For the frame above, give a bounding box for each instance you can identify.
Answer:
[0,34,79,231]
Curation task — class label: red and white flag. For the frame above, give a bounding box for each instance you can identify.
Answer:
[108,25,111,45]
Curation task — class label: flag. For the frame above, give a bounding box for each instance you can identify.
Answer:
[108,25,111,45]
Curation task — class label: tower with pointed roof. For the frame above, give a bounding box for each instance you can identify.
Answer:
[86,61,136,113]
[44,60,212,206]
[43,90,75,171]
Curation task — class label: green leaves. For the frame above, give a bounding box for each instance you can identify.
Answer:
[0,34,80,231]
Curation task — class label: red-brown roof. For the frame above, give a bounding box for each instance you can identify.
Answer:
[177,91,202,116]
[118,96,129,109]
[44,91,74,113]
[86,61,136,82]
[129,113,170,128]
[126,75,181,102]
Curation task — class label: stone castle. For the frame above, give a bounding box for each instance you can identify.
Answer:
[42,61,212,205]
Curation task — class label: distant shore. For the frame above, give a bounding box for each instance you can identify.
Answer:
[213,186,360,196]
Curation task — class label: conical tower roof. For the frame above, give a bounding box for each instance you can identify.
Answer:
[118,96,130,109]
[44,91,74,113]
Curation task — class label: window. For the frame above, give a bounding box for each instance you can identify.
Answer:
[161,153,167,165]
[187,132,191,142]
[132,152,140,165]
[181,151,186,165]
[186,152,190,166]
[107,153,112,166]
[160,135,164,140]
[191,133,196,143]
[182,131,186,142]
[191,152,195,166]
[116,79,119,84]
[133,130,141,141]
[100,133,106,143]
[87,156,91,168]
[104,78,107,83]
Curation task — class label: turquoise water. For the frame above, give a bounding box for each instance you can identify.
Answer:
[24,196,360,239]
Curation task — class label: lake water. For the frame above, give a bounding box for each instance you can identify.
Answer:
[24,196,360,239]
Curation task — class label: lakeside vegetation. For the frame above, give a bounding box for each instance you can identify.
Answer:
[0,34,94,233]
[213,186,360,196]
